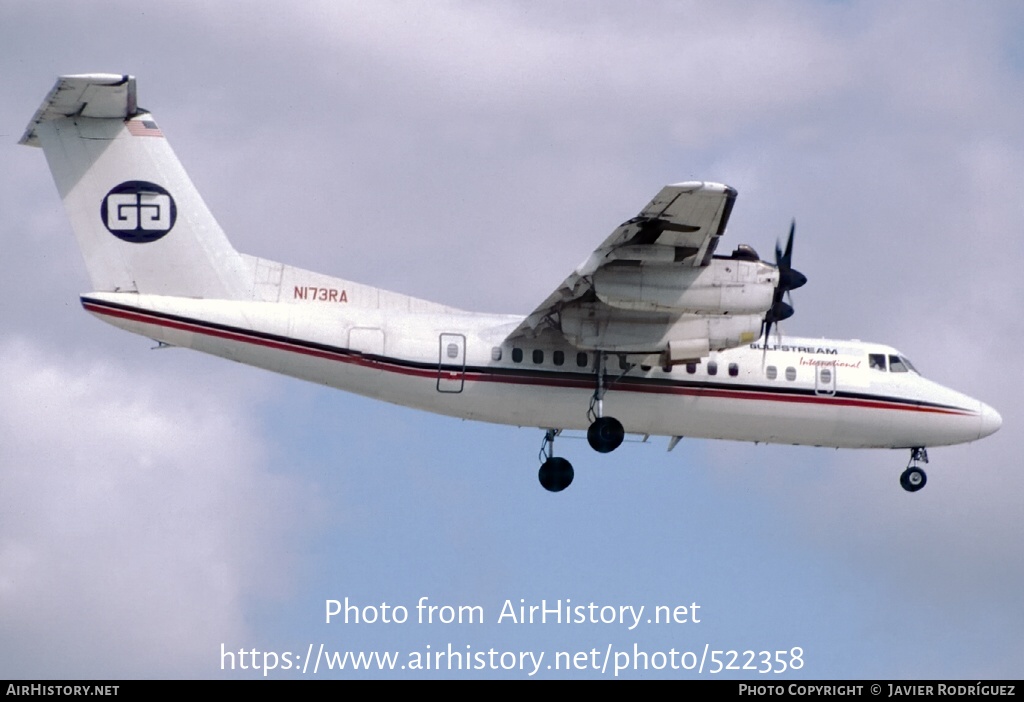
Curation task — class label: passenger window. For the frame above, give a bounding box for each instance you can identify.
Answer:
[785,367,796,381]
[766,365,777,380]
[869,354,887,371]
[446,343,459,359]
[491,347,502,361]
[533,349,544,364]
[707,361,718,376]
[576,352,588,368]
[640,364,651,372]
[728,363,739,377]
[820,368,832,384]
[553,350,564,366]
[889,355,908,373]
[686,363,697,374]
[661,364,672,373]
[512,347,523,363]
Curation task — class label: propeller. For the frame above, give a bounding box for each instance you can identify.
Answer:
[762,220,807,350]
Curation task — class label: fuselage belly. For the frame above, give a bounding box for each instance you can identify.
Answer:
[84,295,990,451]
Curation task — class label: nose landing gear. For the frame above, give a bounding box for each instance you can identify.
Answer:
[900,447,928,492]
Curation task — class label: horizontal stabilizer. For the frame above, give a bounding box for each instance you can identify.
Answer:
[21,74,136,147]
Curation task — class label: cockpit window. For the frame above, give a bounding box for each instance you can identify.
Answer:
[869,352,920,374]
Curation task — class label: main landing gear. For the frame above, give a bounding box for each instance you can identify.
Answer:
[587,352,625,453]
[900,447,928,492]
[538,429,573,492]
[537,353,627,492]
[588,417,625,453]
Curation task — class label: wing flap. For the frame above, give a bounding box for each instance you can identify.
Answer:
[627,181,736,264]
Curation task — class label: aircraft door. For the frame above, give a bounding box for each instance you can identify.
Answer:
[815,364,837,396]
[437,333,466,393]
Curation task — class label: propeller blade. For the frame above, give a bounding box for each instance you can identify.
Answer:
[762,219,806,345]
[782,219,795,266]
[773,300,794,322]
[779,267,807,292]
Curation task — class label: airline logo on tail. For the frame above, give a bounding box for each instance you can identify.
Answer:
[101,181,177,243]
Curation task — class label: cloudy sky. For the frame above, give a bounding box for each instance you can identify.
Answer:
[1,1,1021,679]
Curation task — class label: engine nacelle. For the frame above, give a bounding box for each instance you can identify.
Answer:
[593,258,776,315]
[560,303,763,356]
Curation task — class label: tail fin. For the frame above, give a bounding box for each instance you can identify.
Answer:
[22,74,252,300]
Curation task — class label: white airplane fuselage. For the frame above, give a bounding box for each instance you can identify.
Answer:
[22,73,1001,491]
[80,291,1000,451]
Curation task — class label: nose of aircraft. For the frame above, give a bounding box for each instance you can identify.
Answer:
[978,402,1002,439]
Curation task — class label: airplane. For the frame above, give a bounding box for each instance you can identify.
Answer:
[21,73,1002,493]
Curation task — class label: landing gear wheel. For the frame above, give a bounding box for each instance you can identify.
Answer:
[587,416,625,453]
[538,457,574,492]
[900,467,927,492]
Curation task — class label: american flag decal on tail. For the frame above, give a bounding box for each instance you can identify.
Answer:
[125,118,163,137]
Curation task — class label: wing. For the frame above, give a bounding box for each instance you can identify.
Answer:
[510,181,749,355]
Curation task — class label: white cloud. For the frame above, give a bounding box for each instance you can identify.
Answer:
[0,338,314,678]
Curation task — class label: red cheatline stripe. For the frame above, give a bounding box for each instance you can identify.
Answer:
[82,300,975,418]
